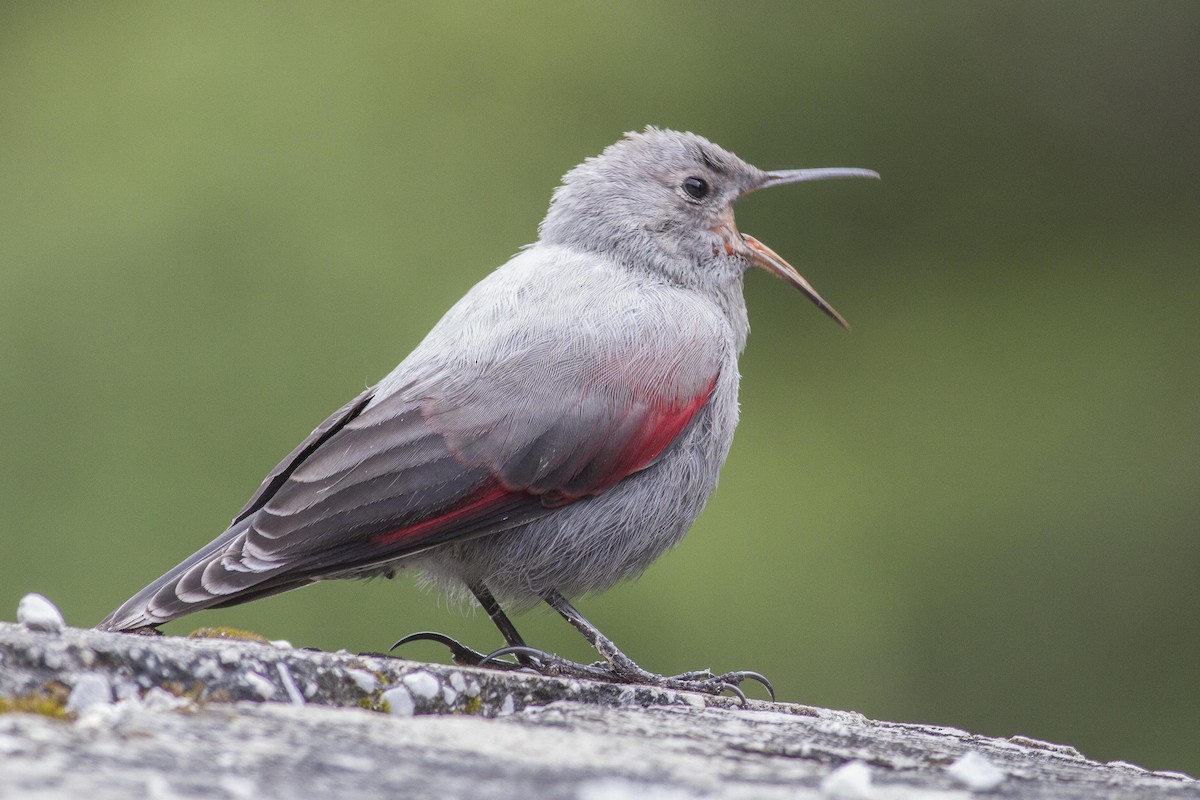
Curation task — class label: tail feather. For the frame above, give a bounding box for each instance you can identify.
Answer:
[96,517,261,631]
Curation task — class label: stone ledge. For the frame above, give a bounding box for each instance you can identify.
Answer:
[0,622,1195,799]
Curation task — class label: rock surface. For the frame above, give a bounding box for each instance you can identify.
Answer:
[0,621,1195,799]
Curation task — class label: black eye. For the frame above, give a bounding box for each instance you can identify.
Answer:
[681,176,710,201]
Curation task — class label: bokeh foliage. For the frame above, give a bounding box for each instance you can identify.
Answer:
[2,2,1197,774]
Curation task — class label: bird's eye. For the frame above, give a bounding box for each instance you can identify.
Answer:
[681,176,710,201]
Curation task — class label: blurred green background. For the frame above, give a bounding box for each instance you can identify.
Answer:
[2,2,1197,774]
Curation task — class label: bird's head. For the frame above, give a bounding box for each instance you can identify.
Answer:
[539,127,877,329]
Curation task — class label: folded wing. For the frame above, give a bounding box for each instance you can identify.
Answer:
[97,277,726,631]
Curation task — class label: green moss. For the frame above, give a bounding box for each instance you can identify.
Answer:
[463,695,482,715]
[187,626,270,643]
[0,685,71,720]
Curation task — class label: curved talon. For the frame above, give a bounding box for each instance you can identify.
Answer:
[665,668,774,702]
[720,682,749,705]
[477,644,550,670]
[718,670,775,702]
[389,630,493,666]
[391,630,457,652]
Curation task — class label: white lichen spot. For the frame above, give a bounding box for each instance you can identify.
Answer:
[947,751,1006,792]
[269,639,293,649]
[194,659,223,681]
[498,694,515,716]
[820,760,872,800]
[276,663,305,706]
[449,672,466,693]
[401,671,440,700]
[442,685,458,705]
[41,648,65,671]
[464,680,481,698]
[346,669,379,694]
[382,685,415,717]
[17,593,65,632]
[243,672,276,700]
[66,673,113,715]
[218,648,241,666]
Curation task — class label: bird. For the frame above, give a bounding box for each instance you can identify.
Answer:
[97,127,877,699]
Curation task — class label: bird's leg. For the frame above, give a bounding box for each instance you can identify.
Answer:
[541,590,645,676]
[390,582,537,671]
[534,590,775,702]
[468,582,546,669]
[470,582,527,649]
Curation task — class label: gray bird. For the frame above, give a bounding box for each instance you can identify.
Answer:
[97,127,877,698]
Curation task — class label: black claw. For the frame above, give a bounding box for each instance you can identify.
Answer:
[722,682,749,705]
[390,632,544,671]
[476,644,550,670]
[719,670,775,702]
[667,668,774,702]
[389,630,493,666]
[391,630,462,653]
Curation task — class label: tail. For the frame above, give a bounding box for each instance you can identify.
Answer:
[95,517,310,632]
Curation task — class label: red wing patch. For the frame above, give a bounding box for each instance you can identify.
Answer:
[615,379,716,481]
[370,479,516,546]
[543,375,718,506]
[374,376,718,536]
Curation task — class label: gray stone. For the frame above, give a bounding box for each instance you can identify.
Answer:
[0,622,1195,799]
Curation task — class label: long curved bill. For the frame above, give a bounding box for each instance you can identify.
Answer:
[734,233,852,331]
[731,165,879,332]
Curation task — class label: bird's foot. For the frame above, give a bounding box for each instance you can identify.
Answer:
[475,644,774,704]
[389,631,533,671]
[390,592,774,704]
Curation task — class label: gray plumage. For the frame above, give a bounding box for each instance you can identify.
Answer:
[97,127,877,665]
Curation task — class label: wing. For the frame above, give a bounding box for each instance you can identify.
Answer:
[97,259,728,631]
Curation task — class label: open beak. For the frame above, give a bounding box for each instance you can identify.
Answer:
[719,228,852,331]
[723,166,879,332]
